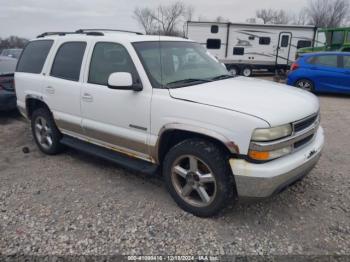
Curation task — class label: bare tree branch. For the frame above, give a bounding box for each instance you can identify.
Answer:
[133,1,193,36]
[305,0,349,27]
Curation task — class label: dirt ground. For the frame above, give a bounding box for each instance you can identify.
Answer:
[0,83,349,256]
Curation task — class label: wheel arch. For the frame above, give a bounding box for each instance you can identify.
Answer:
[154,124,240,164]
[25,95,51,119]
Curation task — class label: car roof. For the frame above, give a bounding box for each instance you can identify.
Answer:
[32,31,192,43]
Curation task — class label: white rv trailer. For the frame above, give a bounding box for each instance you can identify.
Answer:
[186,21,316,76]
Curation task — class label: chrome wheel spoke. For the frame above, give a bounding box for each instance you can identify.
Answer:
[173,165,188,178]
[189,156,198,172]
[36,123,43,131]
[181,183,193,197]
[46,136,53,146]
[196,186,211,203]
[199,173,215,184]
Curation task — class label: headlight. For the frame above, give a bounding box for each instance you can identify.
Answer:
[251,124,292,142]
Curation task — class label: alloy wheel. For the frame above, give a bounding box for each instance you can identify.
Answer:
[171,155,217,207]
[34,116,53,150]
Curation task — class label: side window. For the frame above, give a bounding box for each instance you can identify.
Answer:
[233,47,244,55]
[297,40,312,49]
[281,35,289,47]
[206,39,221,49]
[259,37,271,45]
[211,25,219,34]
[88,42,138,86]
[308,55,338,68]
[16,40,53,74]
[343,56,350,69]
[50,42,86,81]
[347,32,350,43]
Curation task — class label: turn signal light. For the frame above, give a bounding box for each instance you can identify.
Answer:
[248,150,270,161]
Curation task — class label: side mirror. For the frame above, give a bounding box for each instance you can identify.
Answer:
[108,72,142,91]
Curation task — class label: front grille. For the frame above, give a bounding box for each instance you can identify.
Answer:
[294,114,318,133]
[294,134,314,149]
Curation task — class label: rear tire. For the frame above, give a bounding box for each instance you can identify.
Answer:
[163,139,234,217]
[295,79,315,92]
[242,66,253,77]
[31,108,65,155]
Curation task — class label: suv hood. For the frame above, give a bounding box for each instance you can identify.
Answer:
[169,77,319,126]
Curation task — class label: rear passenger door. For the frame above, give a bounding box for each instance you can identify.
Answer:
[44,41,87,135]
[81,41,152,158]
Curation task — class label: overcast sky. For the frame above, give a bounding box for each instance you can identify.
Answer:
[0,0,307,39]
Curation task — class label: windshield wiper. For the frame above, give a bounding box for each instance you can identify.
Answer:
[211,74,235,81]
[166,78,213,88]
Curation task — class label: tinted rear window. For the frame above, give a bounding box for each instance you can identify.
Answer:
[16,40,53,74]
[50,42,86,81]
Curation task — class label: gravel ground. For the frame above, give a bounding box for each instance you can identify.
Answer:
[0,92,349,257]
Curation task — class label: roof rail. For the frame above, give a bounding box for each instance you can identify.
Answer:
[75,29,144,35]
[37,31,104,38]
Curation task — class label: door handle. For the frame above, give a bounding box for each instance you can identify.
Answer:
[310,67,319,70]
[82,93,93,102]
[45,86,55,94]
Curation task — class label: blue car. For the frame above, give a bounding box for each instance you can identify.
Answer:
[287,52,350,94]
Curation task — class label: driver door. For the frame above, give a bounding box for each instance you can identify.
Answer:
[81,41,152,158]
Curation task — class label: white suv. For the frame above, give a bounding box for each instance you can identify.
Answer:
[15,29,324,217]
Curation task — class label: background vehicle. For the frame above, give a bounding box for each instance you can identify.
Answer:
[0,48,23,59]
[287,52,350,94]
[15,30,324,217]
[297,27,350,56]
[186,21,315,76]
[0,56,16,111]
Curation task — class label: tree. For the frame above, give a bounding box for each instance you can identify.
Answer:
[255,8,290,25]
[305,0,349,27]
[256,9,275,24]
[133,2,194,36]
[0,36,29,51]
[133,7,158,34]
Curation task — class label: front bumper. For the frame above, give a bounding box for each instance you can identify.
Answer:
[0,91,17,111]
[230,127,324,198]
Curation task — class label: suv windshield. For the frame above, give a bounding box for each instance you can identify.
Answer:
[133,41,229,88]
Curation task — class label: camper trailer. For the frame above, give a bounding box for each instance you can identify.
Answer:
[186,21,316,76]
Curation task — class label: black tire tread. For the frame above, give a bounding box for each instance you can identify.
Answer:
[163,139,234,217]
[31,108,65,155]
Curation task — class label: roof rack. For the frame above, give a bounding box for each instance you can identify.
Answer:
[37,31,104,38]
[75,29,144,35]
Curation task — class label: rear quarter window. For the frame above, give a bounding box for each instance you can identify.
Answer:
[16,40,53,74]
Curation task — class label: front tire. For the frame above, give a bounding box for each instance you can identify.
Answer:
[295,79,315,92]
[31,108,64,155]
[163,139,234,217]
